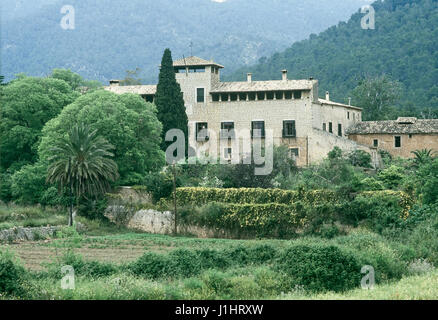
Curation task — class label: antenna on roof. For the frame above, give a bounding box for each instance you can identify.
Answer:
[189,41,193,57]
[183,55,188,77]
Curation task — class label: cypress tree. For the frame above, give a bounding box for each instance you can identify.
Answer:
[155,48,188,155]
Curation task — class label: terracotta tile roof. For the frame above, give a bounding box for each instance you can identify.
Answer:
[105,85,157,95]
[346,118,438,134]
[173,56,224,68]
[210,80,314,93]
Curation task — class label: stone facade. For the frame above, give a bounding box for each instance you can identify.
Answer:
[105,56,380,167]
[347,118,438,159]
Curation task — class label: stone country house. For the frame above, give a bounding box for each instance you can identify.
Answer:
[105,56,438,168]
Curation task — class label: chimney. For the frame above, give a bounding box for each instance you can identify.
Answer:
[281,70,288,81]
[109,80,120,87]
[247,73,252,83]
[325,91,330,101]
[348,97,351,106]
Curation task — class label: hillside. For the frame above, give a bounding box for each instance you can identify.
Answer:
[226,0,438,114]
[1,0,371,83]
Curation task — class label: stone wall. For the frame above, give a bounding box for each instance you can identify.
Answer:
[348,133,438,159]
[0,226,59,242]
[309,128,382,168]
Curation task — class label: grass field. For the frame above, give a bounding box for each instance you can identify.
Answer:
[1,204,437,300]
[1,230,437,300]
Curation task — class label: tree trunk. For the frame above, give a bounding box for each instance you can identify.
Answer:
[172,164,177,235]
[68,182,74,227]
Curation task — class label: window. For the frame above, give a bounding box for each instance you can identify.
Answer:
[347,112,350,120]
[338,124,342,137]
[275,91,283,100]
[329,122,333,133]
[221,93,229,102]
[257,92,265,100]
[196,122,209,142]
[395,136,401,148]
[175,67,187,73]
[289,148,299,159]
[293,91,302,99]
[239,93,247,101]
[220,122,235,139]
[284,91,293,100]
[142,95,154,103]
[283,120,296,138]
[409,134,413,139]
[373,139,379,147]
[189,67,205,73]
[197,88,205,103]
[248,93,256,101]
[224,148,232,159]
[230,93,238,102]
[251,121,265,138]
[266,92,274,100]
[323,123,327,131]
[212,94,220,102]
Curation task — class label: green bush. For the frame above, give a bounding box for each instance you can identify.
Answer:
[182,202,303,238]
[334,231,407,282]
[0,250,26,296]
[340,191,413,231]
[348,150,372,168]
[175,187,339,206]
[47,251,117,278]
[168,249,202,278]
[78,197,108,220]
[128,252,172,279]
[145,172,177,203]
[276,244,361,292]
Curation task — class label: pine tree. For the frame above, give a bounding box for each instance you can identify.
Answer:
[155,49,188,155]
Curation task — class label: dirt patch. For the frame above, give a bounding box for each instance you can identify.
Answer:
[0,240,167,271]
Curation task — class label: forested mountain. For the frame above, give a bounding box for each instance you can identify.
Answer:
[1,0,371,83]
[227,0,438,115]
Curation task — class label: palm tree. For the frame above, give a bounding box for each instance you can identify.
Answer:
[47,124,119,226]
[411,149,437,167]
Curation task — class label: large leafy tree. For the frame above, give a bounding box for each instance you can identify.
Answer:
[50,69,102,92]
[0,76,79,171]
[352,76,402,121]
[155,48,188,153]
[39,90,165,185]
[47,124,119,226]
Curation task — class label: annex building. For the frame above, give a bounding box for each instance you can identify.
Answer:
[105,56,437,167]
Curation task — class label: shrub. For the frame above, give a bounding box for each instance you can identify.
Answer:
[145,172,176,203]
[334,231,407,282]
[341,191,413,230]
[175,187,339,206]
[167,249,202,278]
[47,250,116,278]
[348,150,372,168]
[78,197,108,220]
[360,177,385,191]
[128,252,172,279]
[276,244,361,292]
[0,250,26,296]
[183,202,303,238]
[377,165,405,189]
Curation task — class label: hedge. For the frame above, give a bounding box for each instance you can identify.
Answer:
[358,190,414,219]
[175,188,413,217]
[175,187,340,206]
[180,202,306,238]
